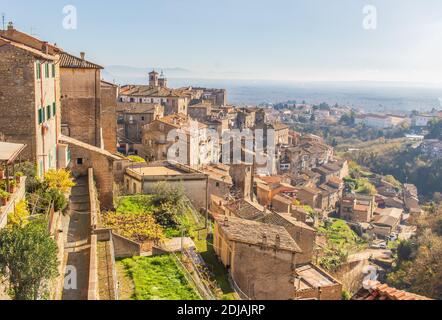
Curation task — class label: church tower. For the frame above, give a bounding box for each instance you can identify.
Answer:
[149,69,159,87]
[158,70,168,88]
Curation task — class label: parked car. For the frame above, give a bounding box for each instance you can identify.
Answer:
[371,240,387,249]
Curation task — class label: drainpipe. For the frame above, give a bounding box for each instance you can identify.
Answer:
[40,61,46,174]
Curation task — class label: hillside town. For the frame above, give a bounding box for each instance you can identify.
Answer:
[0,23,438,302]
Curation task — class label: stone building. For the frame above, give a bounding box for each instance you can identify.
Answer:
[213,215,341,300]
[198,88,227,107]
[259,211,316,265]
[142,114,218,168]
[59,135,129,209]
[200,164,233,206]
[340,193,376,223]
[123,161,208,211]
[278,135,334,176]
[0,24,64,177]
[59,52,105,148]
[214,215,302,300]
[116,102,164,154]
[119,70,190,116]
[188,102,212,122]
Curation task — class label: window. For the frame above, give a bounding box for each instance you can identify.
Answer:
[77,158,83,165]
[45,63,49,78]
[52,64,56,77]
[47,105,51,119]
[141,116,145,121]
[216,182,220,188]
[52,103,56,115]
[38,108,43,124]
[36,62,41,79]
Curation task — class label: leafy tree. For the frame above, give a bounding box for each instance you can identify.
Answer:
[387,206,442,299]
[356,179,377,196]
[43,169,75,194]
[101,211,165,243]
[426,119,442,140]
[0,222,59,300]
[151,182,186,228]
[339,112,355,126]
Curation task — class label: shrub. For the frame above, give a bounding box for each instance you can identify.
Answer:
[128,155,146,163]
[8,200,30,227]
[43,169,75,194]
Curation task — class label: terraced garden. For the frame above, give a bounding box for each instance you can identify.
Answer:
[118,255,201,300]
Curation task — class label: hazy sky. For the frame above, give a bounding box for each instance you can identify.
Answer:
[2,0,442,83]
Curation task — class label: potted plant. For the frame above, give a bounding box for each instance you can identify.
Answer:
[15,171,24,184]
[9,180,17,193]
[0,189,10,206]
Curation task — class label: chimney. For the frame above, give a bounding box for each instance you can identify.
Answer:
[7,21,14,31]
[80,52,85,60]
[42,41,49,55]
[275,235,281,249]
[262,234,268,246]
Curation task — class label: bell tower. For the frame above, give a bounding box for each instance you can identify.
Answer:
[158,70,168,88]
[149,69,159,87]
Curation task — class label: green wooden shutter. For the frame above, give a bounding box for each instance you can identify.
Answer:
[38,108,42,124]
[47,105,51,119]
[53,103,56,115]
[52,64,56,77]
[36,62,41,79]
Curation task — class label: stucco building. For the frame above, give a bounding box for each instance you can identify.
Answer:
[142,114,218,168]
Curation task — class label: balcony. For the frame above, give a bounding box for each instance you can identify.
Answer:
[1,141,28,229]
[0,176,27,229]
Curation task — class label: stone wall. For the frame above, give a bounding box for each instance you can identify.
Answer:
[112,233,142,258]
[60,68,101,147]
[100,82,118,153]
[62,136,128,209]
[0,45,36,160]
[230,241,297,300]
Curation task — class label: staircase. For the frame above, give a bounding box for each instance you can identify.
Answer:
[61,177,91,300]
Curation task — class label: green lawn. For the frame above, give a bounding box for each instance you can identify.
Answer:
[185,213,236,300]
[115,195,154,214]
[115,195,236,300]
[119,255,201,300]
[192,231,236,300]
[318,219,366,250]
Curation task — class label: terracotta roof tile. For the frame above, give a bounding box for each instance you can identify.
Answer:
[59,52,103,69]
